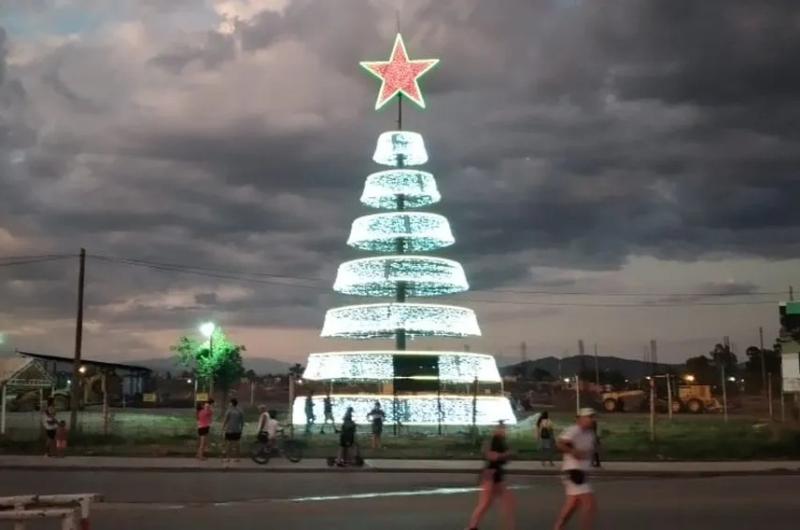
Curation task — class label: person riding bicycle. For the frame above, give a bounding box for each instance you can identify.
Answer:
[256,406,279,450]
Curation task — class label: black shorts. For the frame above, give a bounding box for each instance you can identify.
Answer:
[225,432,242,441]
[340,437,354,448]
[566,469,587,485]
[372,424,383,436]
[257,432,269,443]
[198,426,210,436]
[46,429,57,440]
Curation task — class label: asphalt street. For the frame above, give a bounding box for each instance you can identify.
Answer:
[0,471,797,529]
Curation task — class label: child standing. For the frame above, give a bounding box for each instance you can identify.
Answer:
[55,420,68,457]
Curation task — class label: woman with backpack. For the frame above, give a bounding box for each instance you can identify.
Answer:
[536,411,555,466]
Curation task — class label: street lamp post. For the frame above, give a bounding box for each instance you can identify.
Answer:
[199,322,216,398]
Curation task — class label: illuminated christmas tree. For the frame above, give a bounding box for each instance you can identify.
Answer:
[293,34,515,427]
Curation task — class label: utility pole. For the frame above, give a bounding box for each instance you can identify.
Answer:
[520,341,527,363]
[578,339,586,376]
[70,248,86,431]
[593,343,600,386]
[650,339,658,374]
[790,285,795,301]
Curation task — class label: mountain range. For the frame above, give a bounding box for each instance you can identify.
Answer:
[500,355,682,380]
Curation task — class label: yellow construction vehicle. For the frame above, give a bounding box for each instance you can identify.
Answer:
[671,384,722,413]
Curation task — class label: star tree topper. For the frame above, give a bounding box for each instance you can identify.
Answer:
[360,33,439,110]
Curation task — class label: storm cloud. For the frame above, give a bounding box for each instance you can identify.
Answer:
[1,0,799,362]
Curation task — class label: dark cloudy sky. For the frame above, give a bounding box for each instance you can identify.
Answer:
[1,0,799,365]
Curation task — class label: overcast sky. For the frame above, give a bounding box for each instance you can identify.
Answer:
[1,0,799,365]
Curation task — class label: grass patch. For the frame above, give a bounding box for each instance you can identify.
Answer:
[2,409,798,460]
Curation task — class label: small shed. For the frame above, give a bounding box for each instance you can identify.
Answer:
[0,356,54,435]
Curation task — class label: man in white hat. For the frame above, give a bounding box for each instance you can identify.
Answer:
[553,408,598,530]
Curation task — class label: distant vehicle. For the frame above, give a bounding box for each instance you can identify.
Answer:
[601,390,646,412]
[671,384,722,413]
[602,384,722,414]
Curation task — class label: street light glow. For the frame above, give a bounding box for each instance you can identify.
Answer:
[684,374,696,383]
[78,366,87,374]
[199,322,216,338]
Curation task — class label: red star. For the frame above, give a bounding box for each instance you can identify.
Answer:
[360,33,439,110]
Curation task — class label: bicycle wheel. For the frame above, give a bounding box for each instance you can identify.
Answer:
[282,440,303,463]
[251,442,271,465]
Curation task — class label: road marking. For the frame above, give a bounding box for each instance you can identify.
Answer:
[285,485,528,503]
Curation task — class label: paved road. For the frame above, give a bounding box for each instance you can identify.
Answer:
[1,471,797,529]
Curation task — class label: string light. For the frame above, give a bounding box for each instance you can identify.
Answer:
[303,350,500,382]
[373,131,429,166]
[348,212,454,252]
[333,256,469,297]
[321,303,481,338]
[360,169,441,209]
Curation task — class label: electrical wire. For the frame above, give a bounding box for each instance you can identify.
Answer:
[85,253,786,308]
[0,254,76,267]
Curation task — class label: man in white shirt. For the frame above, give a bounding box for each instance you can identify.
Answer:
[554,408,598,530]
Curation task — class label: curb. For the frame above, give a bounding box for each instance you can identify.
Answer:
[1,464,799,478]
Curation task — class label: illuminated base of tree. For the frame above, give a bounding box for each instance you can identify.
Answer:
[292,394,517,426]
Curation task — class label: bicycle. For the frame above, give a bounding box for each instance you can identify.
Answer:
[250,429,303,464]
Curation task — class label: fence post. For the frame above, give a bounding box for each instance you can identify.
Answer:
[471,376,478,442]
[288,375,295,439]
[768,372,774,419]
[649,378,655,442]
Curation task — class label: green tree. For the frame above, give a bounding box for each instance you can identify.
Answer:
[172,327,246,397]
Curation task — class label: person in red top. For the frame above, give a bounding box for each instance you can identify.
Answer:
[196,399,214,460]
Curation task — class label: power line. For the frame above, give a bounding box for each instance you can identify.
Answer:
[88,254,783,308]
[0,255,75,267]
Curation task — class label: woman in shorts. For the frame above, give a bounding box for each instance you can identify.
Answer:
[42,398,58,457]
[554,408,598,530]
[466,421,515,530]
[196,399,214,460]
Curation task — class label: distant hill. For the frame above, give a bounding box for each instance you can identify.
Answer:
[133,356,291,376]
[501,355,681,381]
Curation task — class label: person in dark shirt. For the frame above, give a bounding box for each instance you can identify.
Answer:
[336,407,357,466]
[304,392,315,434]
[320,393,337,434]
[367,401,386,449]
[466,421,515,530]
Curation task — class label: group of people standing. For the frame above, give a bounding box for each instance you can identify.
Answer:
[304,392,387,449]
[467,408,600,530]
[195,398,278,462]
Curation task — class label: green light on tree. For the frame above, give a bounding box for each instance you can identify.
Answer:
[172,325,245,397]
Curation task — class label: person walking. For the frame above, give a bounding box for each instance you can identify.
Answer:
[42,398,58,457]
[536,411,555,466]
[466,421,515,530]
[320,393,337,434]
[304,392,316,434]
[222,398,245,463]
[553,408,598,530]
[336,407,357,466]
[196,398,214,460]
[367,401,386,449]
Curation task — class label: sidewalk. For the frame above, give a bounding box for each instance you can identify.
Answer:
[1,455,798,476]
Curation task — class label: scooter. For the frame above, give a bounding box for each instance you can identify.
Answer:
[327,441,364,468]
